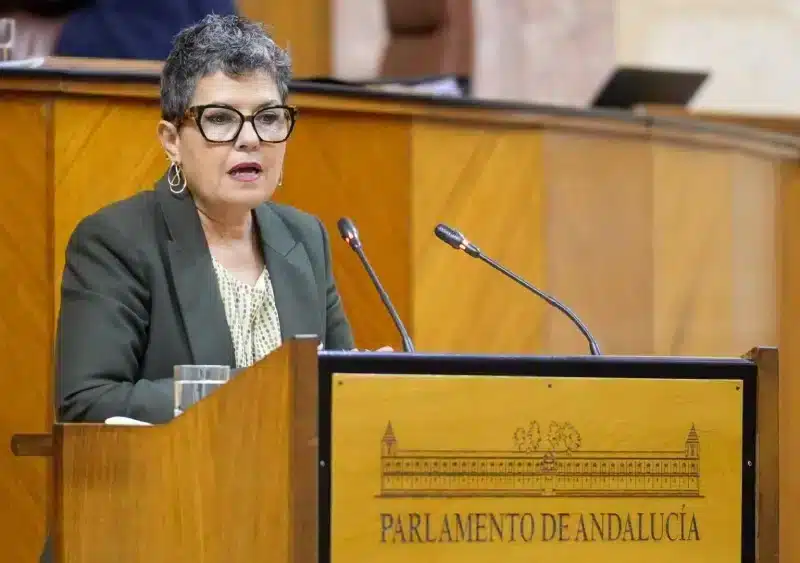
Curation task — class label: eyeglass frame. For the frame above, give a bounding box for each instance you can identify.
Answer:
[177,103,299,144]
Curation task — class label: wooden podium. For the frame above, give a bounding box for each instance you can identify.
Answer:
[12,339,776,563]
[14,338,321,563]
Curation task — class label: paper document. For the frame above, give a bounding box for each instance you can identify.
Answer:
[0,57,45,68]
[105,416,153,426]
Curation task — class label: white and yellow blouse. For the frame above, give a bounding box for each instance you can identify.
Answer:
[211,257,282,369]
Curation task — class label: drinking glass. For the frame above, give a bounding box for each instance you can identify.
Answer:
[173,364,231,416]
[0,18,14,61]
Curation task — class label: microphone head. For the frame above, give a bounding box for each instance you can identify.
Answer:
[434,223,481,257]
[337,217,361,249]
[434,224,463,249]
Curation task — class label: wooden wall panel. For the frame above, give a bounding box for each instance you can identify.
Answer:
[652,144,734,356]
[410,121,546,353]
[542,132,653,355]
[777,160,800,562]
[730,154,777,352]
[651,145,778,356]
[538,134,779,357]
[275,109,412,351]
[0,96,52,561]
[52,99,165,320]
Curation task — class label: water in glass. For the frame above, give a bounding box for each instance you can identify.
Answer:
[174,364,231,415]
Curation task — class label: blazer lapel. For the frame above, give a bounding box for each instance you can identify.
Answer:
[155,178,236,367]
[254,204,322,343]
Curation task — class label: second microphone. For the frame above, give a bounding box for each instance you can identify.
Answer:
[336,217,415,352]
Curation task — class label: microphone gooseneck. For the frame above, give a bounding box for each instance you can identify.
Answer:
[434,223,601,355]
[337,217,415,353]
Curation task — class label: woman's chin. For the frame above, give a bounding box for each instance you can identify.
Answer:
[221,177,274,205]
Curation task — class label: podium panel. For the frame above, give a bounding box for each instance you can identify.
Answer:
[320,354,757,563]
[11,343,768,563]
[53,340,321,563]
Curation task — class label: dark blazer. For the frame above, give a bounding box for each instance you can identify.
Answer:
[55,175,354,425]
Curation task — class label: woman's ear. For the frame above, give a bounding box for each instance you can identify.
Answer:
[157,120,181,162]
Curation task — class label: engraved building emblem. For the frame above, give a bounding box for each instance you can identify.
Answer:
[379,422,701,499]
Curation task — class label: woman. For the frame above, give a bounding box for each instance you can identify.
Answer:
[55,13,355,426]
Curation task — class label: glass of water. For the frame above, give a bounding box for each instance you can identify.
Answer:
[174,364,231,416]
[0,18,14,61]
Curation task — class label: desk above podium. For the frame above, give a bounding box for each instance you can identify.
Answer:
[0,57,797,357]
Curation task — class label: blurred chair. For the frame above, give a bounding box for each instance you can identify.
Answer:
[380,0,473,90]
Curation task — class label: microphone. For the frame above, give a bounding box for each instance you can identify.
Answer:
[434,224,601,355]
[337,217,415,353]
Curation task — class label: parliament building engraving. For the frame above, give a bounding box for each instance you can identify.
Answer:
[380,421,700,498]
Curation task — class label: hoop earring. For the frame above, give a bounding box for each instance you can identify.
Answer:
[277,171,283,188]
[167,161,187,195]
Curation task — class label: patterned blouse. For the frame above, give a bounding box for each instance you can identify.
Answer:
[211,257,282,368]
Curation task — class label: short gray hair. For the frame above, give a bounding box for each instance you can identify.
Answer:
[160,14,292,122]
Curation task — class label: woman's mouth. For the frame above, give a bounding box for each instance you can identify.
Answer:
[228,162,263,182]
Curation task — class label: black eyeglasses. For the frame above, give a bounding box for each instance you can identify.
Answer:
[180,104,298,143]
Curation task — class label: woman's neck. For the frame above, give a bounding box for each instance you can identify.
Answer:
[196,204,254,244]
